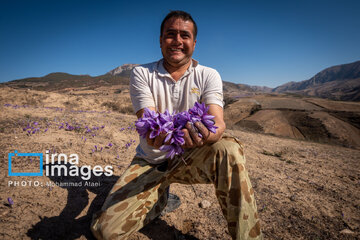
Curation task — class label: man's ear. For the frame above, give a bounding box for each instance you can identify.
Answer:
[193,39,197,48]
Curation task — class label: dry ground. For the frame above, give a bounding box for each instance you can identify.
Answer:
[226,95,360,150]
[0,88,359,240]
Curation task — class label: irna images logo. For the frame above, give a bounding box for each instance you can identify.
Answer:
[8,150,43,176]
[8,150,113,180]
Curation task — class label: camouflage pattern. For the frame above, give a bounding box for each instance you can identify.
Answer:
[91,133,263,240]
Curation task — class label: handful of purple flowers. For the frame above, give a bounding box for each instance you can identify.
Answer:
[135,102,217,159]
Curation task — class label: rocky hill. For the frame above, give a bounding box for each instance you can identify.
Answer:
[1,72,129,92]
[108,64,139,77]
[273,60,360,101]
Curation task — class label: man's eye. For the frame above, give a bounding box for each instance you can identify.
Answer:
[182,34,190,38]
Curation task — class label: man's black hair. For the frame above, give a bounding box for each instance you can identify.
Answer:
[160,10,197,39]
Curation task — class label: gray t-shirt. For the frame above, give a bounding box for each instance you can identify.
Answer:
[130,58,223,164]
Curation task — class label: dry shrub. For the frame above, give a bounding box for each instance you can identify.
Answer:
[118,105,134,114]
[261,146,296,164]
[64,100,79,108]
[24,92,48,106]
[24,96,40,105]
[102,101,134,114]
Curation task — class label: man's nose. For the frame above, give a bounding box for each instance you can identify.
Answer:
[173,33,182,43]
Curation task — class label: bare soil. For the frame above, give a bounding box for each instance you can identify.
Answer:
[226,95,360,150]
[0,88,359,240]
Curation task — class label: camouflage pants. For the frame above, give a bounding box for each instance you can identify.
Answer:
[91,134,263,240]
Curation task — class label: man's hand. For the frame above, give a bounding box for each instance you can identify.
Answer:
[182,121,210,148]
[146,131,168,149]
[182,104,225,149]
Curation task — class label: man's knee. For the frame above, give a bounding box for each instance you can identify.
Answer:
[91,206,131,240]
[209,136,246,165]
[91,210,112,240]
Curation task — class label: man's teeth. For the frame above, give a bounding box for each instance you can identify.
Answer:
[171,48,182,52]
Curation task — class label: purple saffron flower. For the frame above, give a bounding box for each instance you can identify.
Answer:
[149,119,164,139]
[144,107,159,119]
[134,102,217,159]
[135,108,159,138]
[108,142,113,147]
[160,144,184,159]
[7,197,14,206]
[189,102,218,133]
[174,111,191,128]
[171,128,185,145]
[135,120,149,138]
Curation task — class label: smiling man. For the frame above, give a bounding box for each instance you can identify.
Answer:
[90,10,262,240]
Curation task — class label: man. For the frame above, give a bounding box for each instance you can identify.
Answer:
[91,10,262,240]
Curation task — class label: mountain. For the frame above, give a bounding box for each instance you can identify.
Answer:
[249,85,273,93]
[273,60,360,101]
[108,64,139,77]
[222,81,253,93]
[222,81,272,94]
[3,61,359,101]
[1,64,273,95]
[1,70,131,91]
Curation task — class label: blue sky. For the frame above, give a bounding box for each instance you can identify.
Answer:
[1,0,359,87]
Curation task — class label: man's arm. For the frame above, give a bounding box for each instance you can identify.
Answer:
[204,104,226,143]
[183,67,225,147]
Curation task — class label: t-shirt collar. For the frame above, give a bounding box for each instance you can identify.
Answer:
[156,58,198,79]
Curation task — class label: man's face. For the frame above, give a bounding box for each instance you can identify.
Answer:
[160,17,197,68]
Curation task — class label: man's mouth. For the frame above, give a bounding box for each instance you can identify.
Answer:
[170,48,183,53]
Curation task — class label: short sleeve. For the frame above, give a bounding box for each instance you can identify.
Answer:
[201,69,224,108]
[129,67,155,113]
